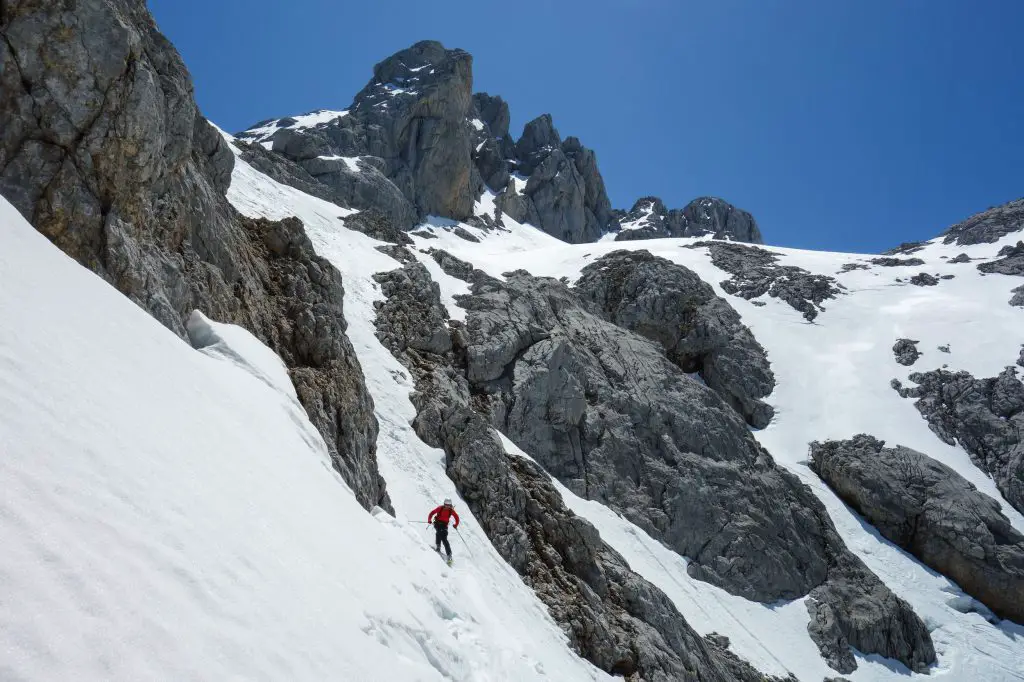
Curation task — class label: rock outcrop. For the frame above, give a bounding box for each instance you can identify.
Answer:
[893,366,1024,515]
[502,114,614,243]
[893,339,921,366]
[615,196,763,244]
[978,241,1024,276]
[372,261,788,682]
[455,269,932,672]
[810,435,1024,623]
[575,250,775,428]
[237,140,419,232]
[0,0,390,512]
[695,242,842,321]
[870,257,926,267]
[910,272,939,286]
[942,198,1024,246]
[1011,285,1024,307]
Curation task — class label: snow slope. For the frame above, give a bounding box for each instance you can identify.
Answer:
[4,123,1023,680]
[0,196,608,681]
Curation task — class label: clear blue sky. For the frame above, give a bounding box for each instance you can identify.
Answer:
[149,0,1023,252]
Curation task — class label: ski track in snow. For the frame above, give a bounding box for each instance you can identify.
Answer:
[3,121,1023,680]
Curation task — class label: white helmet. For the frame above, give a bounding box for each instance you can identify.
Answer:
[443,498,453,506]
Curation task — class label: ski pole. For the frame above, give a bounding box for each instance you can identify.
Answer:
[455,526,474,559]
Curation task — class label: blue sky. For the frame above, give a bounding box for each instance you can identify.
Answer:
[149,0,1023,252]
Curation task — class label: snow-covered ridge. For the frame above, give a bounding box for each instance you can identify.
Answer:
[236,108,350,144]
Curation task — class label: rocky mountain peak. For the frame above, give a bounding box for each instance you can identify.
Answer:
[681,196,763,242]
[352,40,472,116]
[615,195,763,244]
[235,39,767,246]
[514,114,562,174]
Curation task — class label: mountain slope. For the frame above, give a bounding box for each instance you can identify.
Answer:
[2,3,1024,681]
[0,195,623,682]
[397,204,1024,680]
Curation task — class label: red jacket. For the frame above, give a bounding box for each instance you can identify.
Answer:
[428,505,460,528]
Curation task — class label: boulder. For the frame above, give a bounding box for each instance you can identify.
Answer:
[893,339,921,366]
[575,250,775,427]
[910,272,939,286]
[810,435,1024,623]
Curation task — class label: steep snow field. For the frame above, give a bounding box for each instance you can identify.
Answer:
[0,196,607,681]
[4,130,1023,681]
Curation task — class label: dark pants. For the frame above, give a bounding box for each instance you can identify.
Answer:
[434,522,451,557]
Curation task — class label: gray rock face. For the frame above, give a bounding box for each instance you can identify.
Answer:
[910,272,939,286]
[615,196,764,244]
[373,263,785,682]
[504,115,611,243]
[238,41,475,228]
[950,253,973,263]
[0,0,390,512]
[805,555,934,675]
[575,250,775,428]
[893,339,921,366]
[894,367,1024,515]
[456,270,932,672]
[237,140,420,233]
[613,197,670,239]
[942,198,1024,246]
[372,263,453,357]
[810,435,1024,624]
[678,197,763,243]
[978,241,1024,276]
[468,93,514,192]
[870,257,926,267]
[696,242,842,321]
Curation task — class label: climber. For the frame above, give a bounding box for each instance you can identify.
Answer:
[427,498,460,563]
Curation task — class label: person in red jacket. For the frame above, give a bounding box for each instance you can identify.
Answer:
[428,498,460,562]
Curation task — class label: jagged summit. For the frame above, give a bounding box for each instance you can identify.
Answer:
[3,5,1024,681]
[615,195,763,243]
[235,40,762,246]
